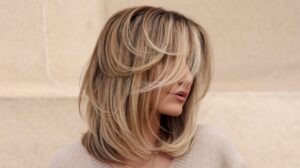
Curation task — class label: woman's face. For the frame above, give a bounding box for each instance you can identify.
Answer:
[150,58,194,117]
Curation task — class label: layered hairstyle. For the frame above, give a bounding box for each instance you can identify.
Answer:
[78,5,213,164]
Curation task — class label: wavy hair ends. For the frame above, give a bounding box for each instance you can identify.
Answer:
[78,5,213,164]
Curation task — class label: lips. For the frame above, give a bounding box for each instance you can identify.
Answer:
[173,91,189,98]
[173,94,187,102]
[171,90,189,102]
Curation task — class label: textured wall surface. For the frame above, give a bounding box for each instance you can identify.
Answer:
[0,0,299,167]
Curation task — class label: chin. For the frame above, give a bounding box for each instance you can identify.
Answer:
[168,112,183,117]
[161,109,183,117]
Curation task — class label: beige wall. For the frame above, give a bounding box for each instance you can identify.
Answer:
[0,0,299,167]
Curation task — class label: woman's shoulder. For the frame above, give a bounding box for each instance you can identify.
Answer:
[194,124,241,146]
[49,140,107,168]
[195,123,231,140]
[192,124,233,150]
[190,124,248,167]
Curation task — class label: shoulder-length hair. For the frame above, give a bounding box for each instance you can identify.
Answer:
[78,5,213,164]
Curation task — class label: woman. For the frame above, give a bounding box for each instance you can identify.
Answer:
[49,5,247,168]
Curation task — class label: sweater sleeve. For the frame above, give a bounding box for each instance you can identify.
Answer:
[48,141,85,168]
[49,146,74,168]
[49,149,67,168]
[210,125,248,168]
[48,141,109,168]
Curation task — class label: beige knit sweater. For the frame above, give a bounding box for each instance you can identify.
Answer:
[49,124,247,168]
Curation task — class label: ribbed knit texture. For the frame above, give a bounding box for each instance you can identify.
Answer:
[49,124,247,168]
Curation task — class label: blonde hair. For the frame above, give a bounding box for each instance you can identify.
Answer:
[78,5,213,165]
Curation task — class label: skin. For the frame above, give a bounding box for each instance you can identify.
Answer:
[110,60,194,168]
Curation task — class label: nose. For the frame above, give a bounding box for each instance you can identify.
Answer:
[177,65,194,87]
